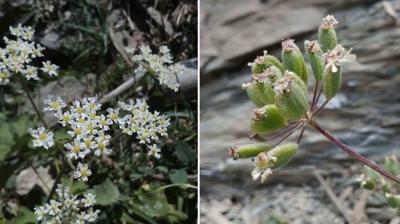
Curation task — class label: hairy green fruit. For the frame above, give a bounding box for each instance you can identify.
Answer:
[304,40,324,81]
[274,76,308,120]
[385,193,400,208]
[281,39,308,82]
[285,71,307,94]
[318,15,338,52]
[229,143,272,159]
[268,142,298,169]
[322,66,341,100]
[243,80,275,107]
[249,51,284,74]
[250,104,287,135]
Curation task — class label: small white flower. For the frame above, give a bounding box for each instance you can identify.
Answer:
[65,139,85,160]
[323,45,356,73]
[82,193,96,207]
[97,114,112,131]
[251,152,276,183]
[83,96,101,112]
[74,163,92,182]
[94,138,111,156]
[55,110,72,126]
[147,144,161,158]
[44,95,66,112]
[22,65,38,80]
[41,60,59,76]
[0,69,11,85]
[28,127,54,149]
[106,108,119,122]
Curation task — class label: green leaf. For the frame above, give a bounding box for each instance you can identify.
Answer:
[62,177,88,194]
[10,115,33,138]
[169,169,187,184]
[90,179,120,206]
[0,144,12,161]
[175,141,196,165]
[0,123,14,146]
[9,207,36,224]
[133,189,187,223]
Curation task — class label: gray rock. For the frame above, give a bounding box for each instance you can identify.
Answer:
[22,77,86,127]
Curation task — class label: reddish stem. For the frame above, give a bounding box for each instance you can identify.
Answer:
[309,120,400,184]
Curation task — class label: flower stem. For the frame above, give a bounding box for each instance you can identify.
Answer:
[20,81,68,201]
[309,120,400,184]
[30,165,51,193]
[22,82,48,129]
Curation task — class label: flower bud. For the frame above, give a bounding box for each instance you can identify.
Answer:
[385,193,400,208]
[281,39,308,82]
[250,104,287,135]
[318,15,338,52]
[322,65,341,100]
[304,40,324,82]
[248,51,284,74]
[228,143,272,159]
[274,75,308,120]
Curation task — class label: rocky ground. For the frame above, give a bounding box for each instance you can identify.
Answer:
[200,0,400,223]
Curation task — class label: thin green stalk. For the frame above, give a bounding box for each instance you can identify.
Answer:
[22,82,48,129]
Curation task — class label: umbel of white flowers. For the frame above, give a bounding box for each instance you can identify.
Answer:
[29,96,170,181]
[127,44,184,92]
[0,24,58,84]
[34,184,100,224]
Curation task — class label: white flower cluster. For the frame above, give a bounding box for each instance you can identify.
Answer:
[117,99,170,159]
[43,96,113,181]
[28,127,54,149]
[0,24,58,85]
[37,96,170,180]
[34,185,100,224]
[127,44,183,92]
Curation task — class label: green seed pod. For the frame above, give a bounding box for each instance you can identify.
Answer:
[242,80,275,107]
[281,39,308,82]
[360,179,376,190]
[274,75,308,120]
[250,104,287,135]
[385,193,400,208]
[318,15,338,52]
[228,143,272,159]
[268,142,298,169]
[249,51,284,74]
[360,167,379,190]
[284,70,307,94]
[384,155,399,176]
[304,40,324,81]
[322,65,341,100]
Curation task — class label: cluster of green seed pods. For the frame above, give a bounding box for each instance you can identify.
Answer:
[360,155,400,208]
[231,15,354,183]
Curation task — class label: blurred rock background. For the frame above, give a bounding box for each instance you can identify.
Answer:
[200,0,400,223]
